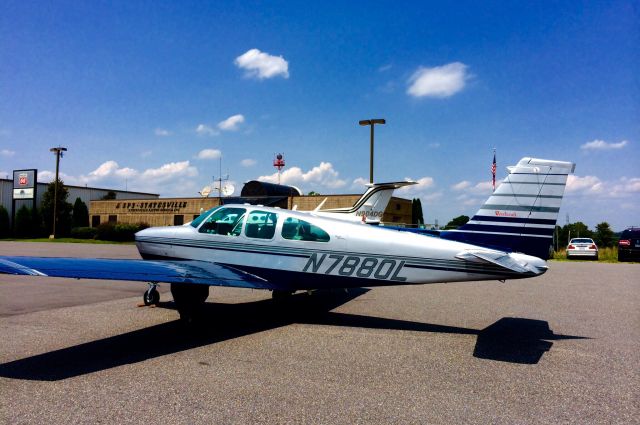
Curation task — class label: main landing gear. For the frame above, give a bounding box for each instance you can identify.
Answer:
[143,283,160,306]
[170,283,210,323]
[271,289,294,301]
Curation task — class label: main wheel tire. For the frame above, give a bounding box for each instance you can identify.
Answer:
[272,290,294,300]
[171,283,209,321]
[143,287,160,306]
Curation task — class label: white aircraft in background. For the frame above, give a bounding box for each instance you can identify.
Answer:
[311,181,417,223]
[0,157,574,322]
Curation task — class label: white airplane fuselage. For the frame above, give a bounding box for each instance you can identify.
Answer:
[136,205,547,290]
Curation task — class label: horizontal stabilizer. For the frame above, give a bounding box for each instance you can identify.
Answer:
[0,256,283,290]
[455,250,546,275]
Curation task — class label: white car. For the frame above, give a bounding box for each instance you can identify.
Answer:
[566,238,598,260]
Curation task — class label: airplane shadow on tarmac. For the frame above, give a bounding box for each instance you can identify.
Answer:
[0,288,588,381]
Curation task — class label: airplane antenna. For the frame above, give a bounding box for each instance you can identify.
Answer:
[273,153,285,185]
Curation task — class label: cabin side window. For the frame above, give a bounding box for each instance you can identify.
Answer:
[244,210,278,239]
[281,217,330,242]
[198,207,246,236]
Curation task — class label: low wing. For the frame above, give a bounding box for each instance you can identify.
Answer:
[0,256,283,290]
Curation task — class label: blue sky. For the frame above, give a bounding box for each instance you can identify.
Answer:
[1,1,638,230]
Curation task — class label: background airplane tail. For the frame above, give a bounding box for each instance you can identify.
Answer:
[441,157,575,259]
[321,181,417,224]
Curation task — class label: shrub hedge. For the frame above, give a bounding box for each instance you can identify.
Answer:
[93,222,150,241]
[70,227,98,239]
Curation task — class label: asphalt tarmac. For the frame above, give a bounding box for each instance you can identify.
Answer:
[0,241,638,424]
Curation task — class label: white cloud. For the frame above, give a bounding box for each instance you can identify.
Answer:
[241,158,256,167]
[351,177,370,189]
[474,181,494,191]
[257,162,346,190]
[1,149,15,157]
[218,114,245,131]
[235,48,289,80]
[580,139,628,150]
[195,124,219,136]
[398,177,435,194]
[566,175,604,193]
[140,161,197,182]
[407,62,469,98]
[154,128,171,137]
[38,160,199,196]
[607,177,640,198]
[87,160,137,181]
[423,191,444,202]
[452,180,471,191]
[566,175,640,199]
[196,149,222,160]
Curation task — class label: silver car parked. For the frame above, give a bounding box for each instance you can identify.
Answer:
[566,238,598,260]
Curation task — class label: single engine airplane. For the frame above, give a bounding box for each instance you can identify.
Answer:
[0,157,574,321]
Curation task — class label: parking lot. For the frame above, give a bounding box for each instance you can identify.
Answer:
[0,242,638,424]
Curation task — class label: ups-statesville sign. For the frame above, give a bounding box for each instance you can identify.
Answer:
[115,200,189,213]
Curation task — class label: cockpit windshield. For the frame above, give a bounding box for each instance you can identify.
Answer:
[190,206,222,228]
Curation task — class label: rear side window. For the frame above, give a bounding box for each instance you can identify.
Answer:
[198,207,246,236]
[281,217,330,242]
[245,210,278,239]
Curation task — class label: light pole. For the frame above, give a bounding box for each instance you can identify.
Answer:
[49,146,67,239]
[359,119,385,183]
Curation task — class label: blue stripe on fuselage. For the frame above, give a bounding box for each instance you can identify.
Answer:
[440,230,552,259]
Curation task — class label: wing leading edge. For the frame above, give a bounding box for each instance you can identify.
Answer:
[0,256,282,291]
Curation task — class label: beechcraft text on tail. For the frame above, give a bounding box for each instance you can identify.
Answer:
[0,157,574,322]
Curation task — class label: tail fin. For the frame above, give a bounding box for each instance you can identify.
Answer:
[442,157,575,259]
[320,181,417,224]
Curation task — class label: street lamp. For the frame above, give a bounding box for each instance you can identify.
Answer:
[49,146,67,239]
[359,119,385,183]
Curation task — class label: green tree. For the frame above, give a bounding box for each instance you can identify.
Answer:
[593,222,614,247]
[72,197,89,228]
[101,191,117,200]
[307,191,320,196]
[0,205,10,238]
[40,179,73,236]
[31,207,46,237]
[14,205,32,238]
[445,215,470,229]
[411,198,424,225]
[559,221,593,245]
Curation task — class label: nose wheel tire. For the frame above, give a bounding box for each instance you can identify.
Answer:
[143,286,160,306]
